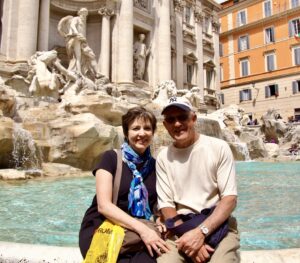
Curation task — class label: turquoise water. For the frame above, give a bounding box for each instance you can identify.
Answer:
[0,162,299,250]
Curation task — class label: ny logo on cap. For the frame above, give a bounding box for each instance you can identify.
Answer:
[169,96,177,103]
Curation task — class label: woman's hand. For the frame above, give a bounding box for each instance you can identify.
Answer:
[139,225,170,257]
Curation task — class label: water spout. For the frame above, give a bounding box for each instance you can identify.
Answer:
[11,124,42,170]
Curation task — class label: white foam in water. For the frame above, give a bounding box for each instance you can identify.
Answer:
[12,123,42,170]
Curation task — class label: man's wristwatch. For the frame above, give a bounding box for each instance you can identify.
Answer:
[199,224,209,236]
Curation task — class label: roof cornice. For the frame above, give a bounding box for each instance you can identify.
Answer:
[220,5,300,37]
[219,0,261,16]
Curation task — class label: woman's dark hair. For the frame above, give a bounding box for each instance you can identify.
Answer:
[122,107,157,139]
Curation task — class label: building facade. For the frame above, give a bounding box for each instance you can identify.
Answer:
[0,0,221,113]
[219,0,300,121]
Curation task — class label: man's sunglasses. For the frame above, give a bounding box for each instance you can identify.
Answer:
[164,114,190,124]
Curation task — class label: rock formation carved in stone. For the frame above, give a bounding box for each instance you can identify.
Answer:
[182,87,202,108]
[152,80,177,105]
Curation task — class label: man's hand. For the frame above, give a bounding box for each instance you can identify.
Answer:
[191,244,215,263]
[175,228,205,257]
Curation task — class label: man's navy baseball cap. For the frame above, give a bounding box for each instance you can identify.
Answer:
[161,96,193,115]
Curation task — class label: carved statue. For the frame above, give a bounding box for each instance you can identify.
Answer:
[133,33,151,80]
[134,0,148,9]
[27,50,62,96]
[153,80,177,105]
[27,49,96,98]
[183,87,202,108]
[58,8,100,79]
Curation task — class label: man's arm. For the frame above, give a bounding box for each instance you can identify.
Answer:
[175,195,237,258]
[199,195,237,236]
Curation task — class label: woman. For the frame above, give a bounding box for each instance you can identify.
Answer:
[79,106,169,262]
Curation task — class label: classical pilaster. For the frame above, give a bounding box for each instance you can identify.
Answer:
[1,0,40,60]
[158,0,171,82]
[117,0,133,83]
[194,8,204,102]
[174,0,184,88]
[38,0,50,51]
[212,19,220,91]
[98,7,114,79]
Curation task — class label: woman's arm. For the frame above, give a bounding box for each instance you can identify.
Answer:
[96,169,169,256]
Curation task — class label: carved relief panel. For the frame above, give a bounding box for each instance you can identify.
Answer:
[134,0,151,13]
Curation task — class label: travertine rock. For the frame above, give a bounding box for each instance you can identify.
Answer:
[0,85,17,118]
[240,132,268,159]
[0,117,14,168]
[264,143,280,158]
[0,169,43,180]
[25,112,120,170]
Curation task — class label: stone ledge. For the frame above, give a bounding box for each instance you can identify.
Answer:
[0,242,300,263]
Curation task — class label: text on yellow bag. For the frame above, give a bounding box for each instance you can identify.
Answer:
[83,220,125,263]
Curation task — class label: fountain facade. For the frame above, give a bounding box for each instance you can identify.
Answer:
[0,2,299,179]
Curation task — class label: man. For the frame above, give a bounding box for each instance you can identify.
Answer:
[156,96,240,263]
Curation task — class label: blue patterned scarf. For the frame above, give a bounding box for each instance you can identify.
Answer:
[121,142,155,220]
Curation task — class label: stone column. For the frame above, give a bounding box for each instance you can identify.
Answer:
[174,0,184,88]
[194,8,204,102]
[1,0,40,60]
[37,0,50,51]
[158,0,171,82]
[98,7,114,79]
[213,19,220,92]
[117,0,133,83]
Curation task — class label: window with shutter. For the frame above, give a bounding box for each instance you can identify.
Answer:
[219,43,223,57]
[187,64,194,84]
[264,1,272,17]
[292,0,299,8]
[294,47,300,65]
[240,59,249,76]
[275,84,279,96]
[265,84,278,97]
[265,86,270,98]
[292,80,300,94]
[237,10,246,27]
[266,53,275,71]
[239,35,249,51]
[240,89,252,101]
[220,93,225,104]
[289,19,300,37]
[265,27,275,43]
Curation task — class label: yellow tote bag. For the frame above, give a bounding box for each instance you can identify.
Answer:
[83,220,125,263]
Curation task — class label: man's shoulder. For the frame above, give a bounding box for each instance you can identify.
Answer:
[201,134,229,146]
[156,145,171,159]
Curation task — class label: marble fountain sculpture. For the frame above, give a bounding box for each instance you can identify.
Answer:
[0,8,299,180]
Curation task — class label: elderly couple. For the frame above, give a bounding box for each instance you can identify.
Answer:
[79,97,240,263]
